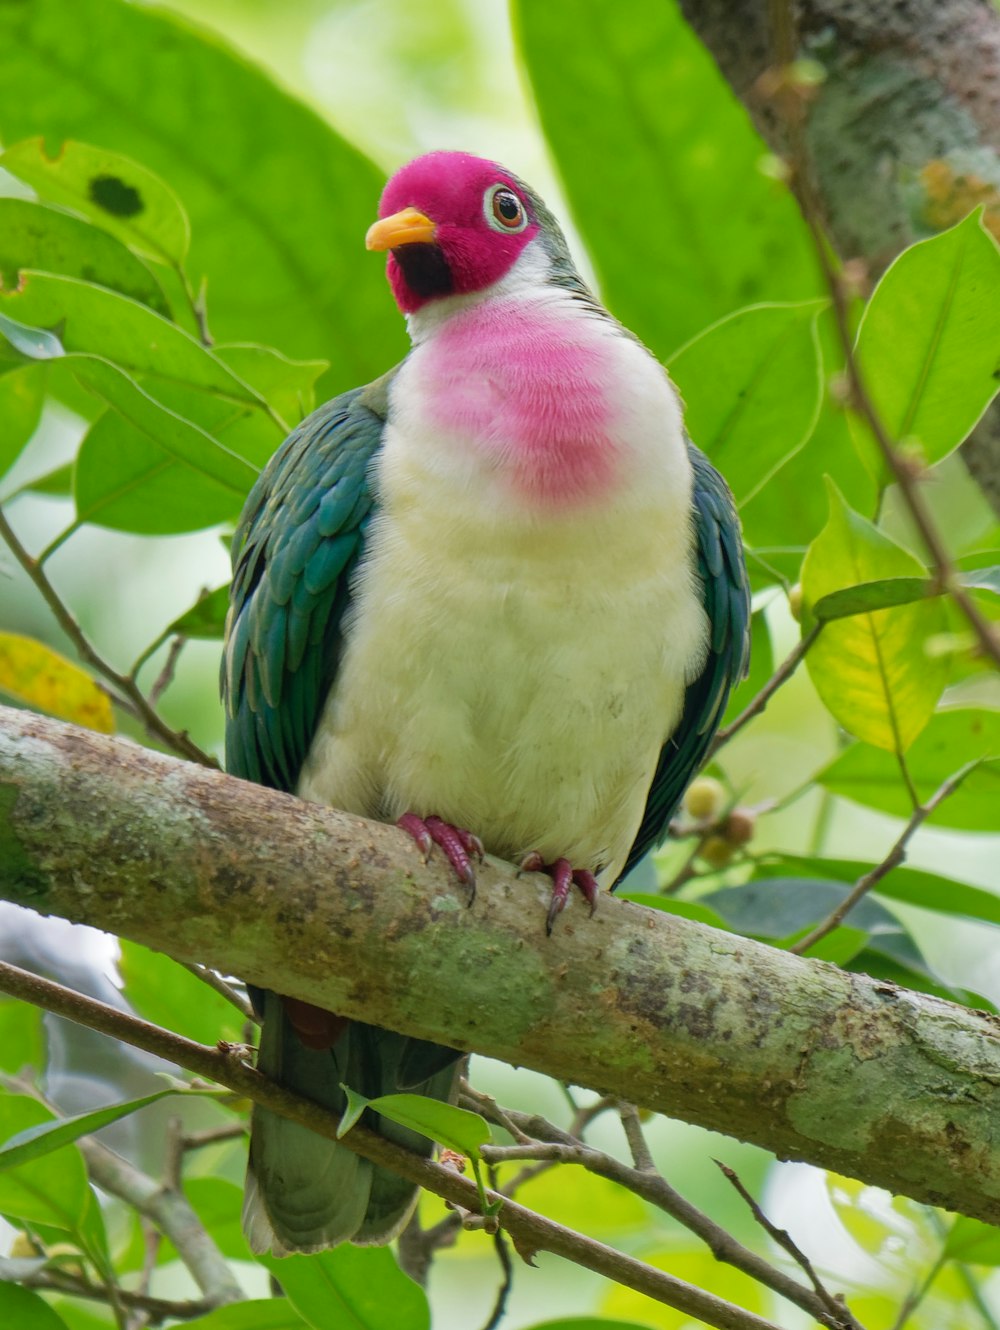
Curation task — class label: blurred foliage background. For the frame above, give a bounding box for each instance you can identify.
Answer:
[1,1,999,1328]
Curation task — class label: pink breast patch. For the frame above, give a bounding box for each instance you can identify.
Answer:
[423,299,619,508]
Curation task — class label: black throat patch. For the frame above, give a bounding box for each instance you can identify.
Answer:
[393,243,454,300]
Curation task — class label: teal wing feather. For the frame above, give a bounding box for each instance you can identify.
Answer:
[223,378,388,792]
[223,371,461,1252]
[618,442,750,883]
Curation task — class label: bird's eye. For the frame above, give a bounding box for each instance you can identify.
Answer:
[484,185,528,233]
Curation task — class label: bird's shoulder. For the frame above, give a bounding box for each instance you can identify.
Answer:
[222,368,398,790]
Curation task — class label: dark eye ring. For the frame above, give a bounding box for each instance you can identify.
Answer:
[485,184,528,233]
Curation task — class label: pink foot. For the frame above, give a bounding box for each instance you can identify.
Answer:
[520,852,600,934]
[398,813,484,903]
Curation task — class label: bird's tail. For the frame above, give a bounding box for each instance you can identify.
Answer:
[243,990,460,1254]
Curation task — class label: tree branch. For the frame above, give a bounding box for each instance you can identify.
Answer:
[3,705,1000,1227]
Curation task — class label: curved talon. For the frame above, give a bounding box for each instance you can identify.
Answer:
[522,852,601,933]
[397,813,480,904]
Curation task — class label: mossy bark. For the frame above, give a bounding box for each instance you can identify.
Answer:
[3,703,1000,1223]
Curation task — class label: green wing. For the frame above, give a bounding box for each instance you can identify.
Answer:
[619,442,750,883]
[222,374,391,791]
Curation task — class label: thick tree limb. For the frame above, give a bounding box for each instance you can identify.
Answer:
[679,0,1000,513]
[3,704,1000,1227]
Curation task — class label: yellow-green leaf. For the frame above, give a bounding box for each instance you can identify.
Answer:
[802,481,948,751]
[0,634,113,732]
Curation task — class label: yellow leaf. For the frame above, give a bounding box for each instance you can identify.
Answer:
[0,633,113,732]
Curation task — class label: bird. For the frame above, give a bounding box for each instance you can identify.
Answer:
[222,150,750,1255]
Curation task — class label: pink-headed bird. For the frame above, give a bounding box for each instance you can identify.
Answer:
[223,151,749,1253]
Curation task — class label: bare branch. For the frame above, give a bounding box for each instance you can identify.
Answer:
[710,624,822,756]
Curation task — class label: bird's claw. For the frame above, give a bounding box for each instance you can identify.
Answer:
[398,813,483,904]
[519,853,600,934]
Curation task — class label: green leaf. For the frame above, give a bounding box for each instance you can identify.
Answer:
[522,1322,655,1330]
[0,1088,217,1172]
[1,272,265,407]
[185,1302,308,1330]
[216,345,327,430]
[755,855,1000,927]
[118,941,245,1045]
[0,1096,90,1231]
[619,894,731,932]
[818,709,1000,830]
[0,1000,43,1076]
[336,1086,369,1140]
[1,138,190,266]
[0,0,405,396]
[853,211,1000,483]
[961,564,1000,595]
[164,585,231,641]
[786,924,870,966]
[0,197,170,316]
[0,1284,71,1330]
[0,311,64,364]
[366,1093,492,1160]
[258,1247,429,1330]
[802,480,949,750]
[722,607,773,726]
[668,302,824,507]
[943,1215,1000,1265]
[0,364,46,476]
[0,632,113,733]
[11,462,73,498]
[513,0,818,356]
[812,577,937,622]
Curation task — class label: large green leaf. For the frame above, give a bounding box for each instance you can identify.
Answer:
[338,1089,490,1160]
[118,940,245,1045]
[2,137,190,266]
[258,1247,429,1330]
[514,0,818,357]
[0,1284,71,1330]
[0,1096,90,1231]
[818,709,1000,830]
[801,481,949,750]
[0,197,170,316]
[0,272,264,407]
[0,0,405,394]
[854,211,1000,483]
[668,302,824,508]
[0,1000,43,1076]
[186,1303,308,1330]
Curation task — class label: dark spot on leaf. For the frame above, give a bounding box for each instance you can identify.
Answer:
[89,174,143,219]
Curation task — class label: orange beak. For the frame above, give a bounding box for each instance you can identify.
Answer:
[365,207,437,251]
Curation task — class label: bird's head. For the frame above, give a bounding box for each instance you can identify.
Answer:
[366,151,576,315]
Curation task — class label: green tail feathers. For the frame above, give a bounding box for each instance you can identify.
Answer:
[243,992,460,1254]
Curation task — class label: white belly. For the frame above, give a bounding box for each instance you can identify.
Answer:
[297,286,708,883]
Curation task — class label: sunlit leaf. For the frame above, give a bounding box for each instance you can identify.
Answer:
[668,302,824,507]
[340,1087,490,1159]
[943,1215,1000,1265]
[854,211,1000,483]
[0,1096,90,1232]
[1,272,265,407]
[164,586,230,641]
[216,345,327,430]
[0,1000,44,1076]
[818,709,1000,830]
[0,364,46,476]
[258,1247,429,1330]
[1,138,190,266]
[0,196,170,315]
[0,0,404,396]
[183,1302,308,1329]
[0,633,113,733]
[118,940,245,1045]
[802,481,949,750]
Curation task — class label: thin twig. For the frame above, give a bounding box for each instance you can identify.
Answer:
[481,1223,515,1330]
[149,636,187,707]
[22,1271,217,1322]
[180,962,257,1023]
[0,506,217,767]
[710,624,822,756]
[717,1159,862,1329]
[618,1102,657,1173]
[477,1105,860,1330]
[0,959,786,1330]
[789,761,979,954]
[182,1122,248,1151]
